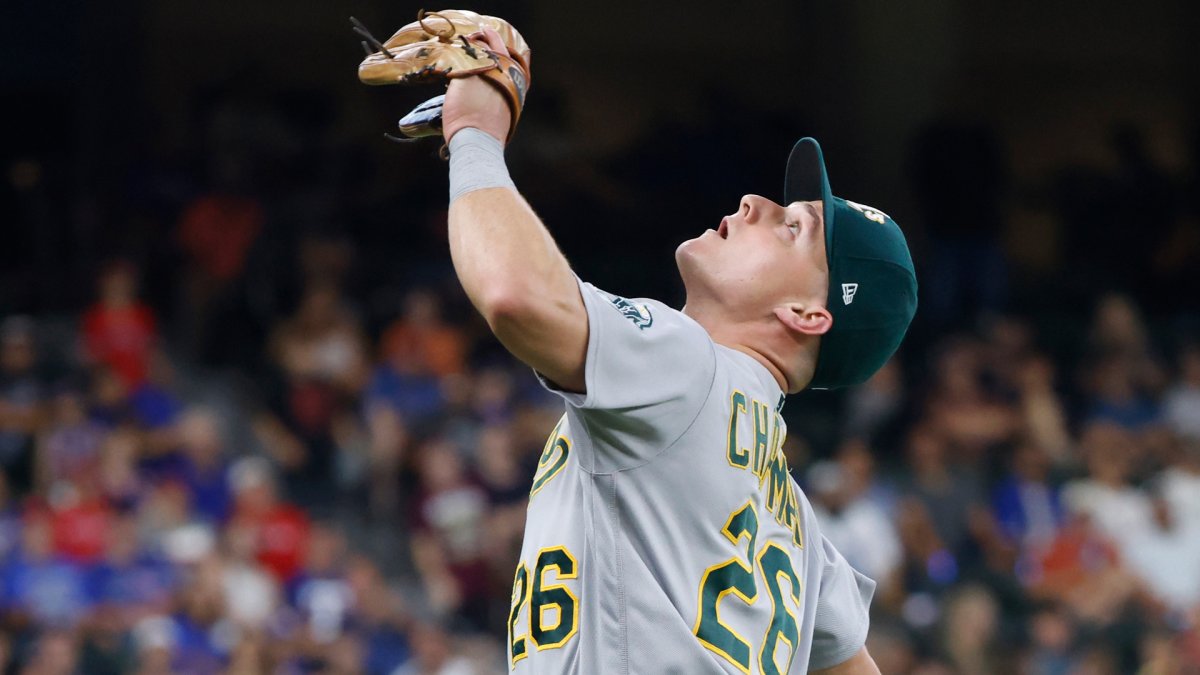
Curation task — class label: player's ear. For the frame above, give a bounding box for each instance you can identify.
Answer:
[774,303,832,336]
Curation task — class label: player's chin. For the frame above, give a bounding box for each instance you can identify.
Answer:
[677,229,720,255]
[675,237,706,271]
[675,238,716,288]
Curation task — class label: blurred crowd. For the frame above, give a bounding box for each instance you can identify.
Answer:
[0,258,564,674]
[3,245,1200,675]
[811,297,1200,674]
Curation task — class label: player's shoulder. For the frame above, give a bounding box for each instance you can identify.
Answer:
[580,282,706,337]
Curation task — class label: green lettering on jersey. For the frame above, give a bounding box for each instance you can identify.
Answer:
[751,401,770,478]
[694,503,805,673]
[765,448,790,517]
[530,416,570,498]
[759,414,783,489]
[694,502,760,673]
[757,543,803,675]
[722,390,805,552]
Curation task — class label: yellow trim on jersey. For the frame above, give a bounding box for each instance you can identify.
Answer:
[751,401,770,478]
[726,390,750,468]
[509,562,531,666]
[721,500,759,565]
[764,629,797,675]
[787,485,804,549]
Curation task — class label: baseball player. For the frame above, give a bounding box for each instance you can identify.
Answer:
[355,12,916,674]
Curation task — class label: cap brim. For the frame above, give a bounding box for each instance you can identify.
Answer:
[784,137,837,269]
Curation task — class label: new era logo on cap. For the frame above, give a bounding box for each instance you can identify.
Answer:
[842,283,859,305]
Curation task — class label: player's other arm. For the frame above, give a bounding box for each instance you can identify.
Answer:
[441,31,588,392]
[449,181,587,391]
[810,647,881,675]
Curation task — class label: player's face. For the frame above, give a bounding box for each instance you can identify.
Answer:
[675,195,829,319]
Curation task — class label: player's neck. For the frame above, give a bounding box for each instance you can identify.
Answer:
[683,305,807,393]
[728,343,791,391]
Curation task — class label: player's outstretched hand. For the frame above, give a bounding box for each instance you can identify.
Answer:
[442,28,513,144]
[354,10,531,144]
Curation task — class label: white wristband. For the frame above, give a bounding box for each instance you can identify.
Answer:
[447,128,516,204]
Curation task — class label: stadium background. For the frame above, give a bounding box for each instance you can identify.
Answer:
[2,0,1199,672]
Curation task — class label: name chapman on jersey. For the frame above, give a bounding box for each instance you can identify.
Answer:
[531,388,804,551]
[725,389,804,550]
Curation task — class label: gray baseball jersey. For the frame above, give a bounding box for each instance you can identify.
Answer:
[507,280,874,674]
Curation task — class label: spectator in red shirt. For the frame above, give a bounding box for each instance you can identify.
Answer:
[174,192,264,365]
[49,485,113,564]
[176,195,263,287]
[82,262,158,389]
[227,457,310,584]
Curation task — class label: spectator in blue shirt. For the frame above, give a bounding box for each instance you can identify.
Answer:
[1,513,92,628]
[175,408,233,525]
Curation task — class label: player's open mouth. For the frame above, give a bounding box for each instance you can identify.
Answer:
[718,219,729,239]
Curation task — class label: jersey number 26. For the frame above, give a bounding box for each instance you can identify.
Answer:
[509,546,579,666]
[694,502,803,675]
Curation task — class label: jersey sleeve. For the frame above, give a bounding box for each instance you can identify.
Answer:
[537,279,717,466]
[808,533,877,671]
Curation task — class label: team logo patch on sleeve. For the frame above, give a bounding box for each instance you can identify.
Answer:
[607,295,653,329]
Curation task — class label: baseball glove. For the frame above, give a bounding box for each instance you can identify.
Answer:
[352,10,531,142]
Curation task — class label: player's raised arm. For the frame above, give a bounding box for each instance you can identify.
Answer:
[440,30,588,392]
[354,14,588,391]
[447,182,588,392]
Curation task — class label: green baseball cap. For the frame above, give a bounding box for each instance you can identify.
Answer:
[784,138,918,390]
